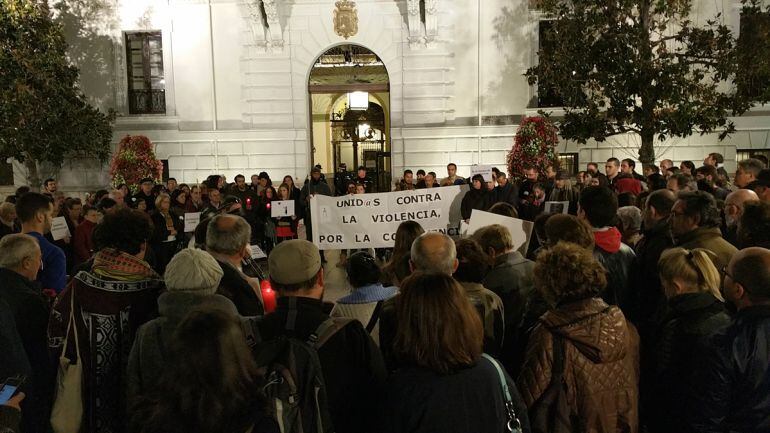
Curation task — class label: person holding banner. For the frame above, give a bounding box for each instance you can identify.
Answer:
[300,167,332,248]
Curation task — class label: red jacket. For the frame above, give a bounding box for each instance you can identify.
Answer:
[73,219,96,264]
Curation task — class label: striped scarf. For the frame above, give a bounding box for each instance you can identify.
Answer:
[91,248,160,281]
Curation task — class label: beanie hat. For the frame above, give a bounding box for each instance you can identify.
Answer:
[164,248,223,295]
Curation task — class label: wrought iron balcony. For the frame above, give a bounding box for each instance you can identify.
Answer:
[128,89,166,115]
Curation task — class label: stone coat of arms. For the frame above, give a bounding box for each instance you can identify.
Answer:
[334,0,358,39]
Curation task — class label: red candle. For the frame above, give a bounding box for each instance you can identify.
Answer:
[261,280,277,313]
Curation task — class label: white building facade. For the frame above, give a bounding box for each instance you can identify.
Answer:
[17,0,770,191]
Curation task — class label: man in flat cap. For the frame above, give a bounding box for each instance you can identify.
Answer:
[258,239,385,433]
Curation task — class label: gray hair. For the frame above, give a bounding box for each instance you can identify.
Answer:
[410,232,457,275]
[205,214,251,255]
[617,206,642,232]
[0,202,15,222]
[0,234,40,269]
[737,158,765,177]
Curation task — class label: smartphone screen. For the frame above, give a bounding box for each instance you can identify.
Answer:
[0,383,18,405]
[0,376,24,405]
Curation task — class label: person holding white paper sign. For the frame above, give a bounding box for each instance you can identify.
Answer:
[547,171,580,215]
[274,183,298,243]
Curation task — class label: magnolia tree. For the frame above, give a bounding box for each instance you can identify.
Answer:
[0,0,114,188]
[527,0,770,166]
[507,116,560,182]
[109,135,163,193]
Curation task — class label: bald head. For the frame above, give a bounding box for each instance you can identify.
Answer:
[410,232,458,275]
[728,247,770,304]
[206,214,251,256]
[725,189,760,227]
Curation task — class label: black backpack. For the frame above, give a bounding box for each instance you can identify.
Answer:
[242,305,353,433]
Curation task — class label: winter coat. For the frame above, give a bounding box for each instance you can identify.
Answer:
[381,359,531,433]
[517,298,640,433]
[592,227,636,317]
[495,182,519,207]
[631,220,675,328]
[0,268,52,433]
[461,281,506,357]
[127,293,240,406]
[685,305,770,433]
[213,258,264,316]
[644,292,731,433]
[675,226,738,270]
[483,251,535,371]
[257,296,386,433]
[73,219,97,265]
[461,188,492,220]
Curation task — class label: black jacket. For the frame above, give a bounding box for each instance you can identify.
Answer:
[380,360,531,433]
[461,188,492,220]
[495,183,519,207]
[257,297,386,433]
[632,220,675,327]
[685,305,770,433]
[593,229,636,317]
[215,260,264,316]
[0,268,53,433]
[645,293,731,433]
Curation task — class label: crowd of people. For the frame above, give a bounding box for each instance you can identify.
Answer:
[0,150,770,433]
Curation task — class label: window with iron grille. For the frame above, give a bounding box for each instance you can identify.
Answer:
[737,149,770,164]
[558,153,579,177]
[738,11,770,101]
[125,32,166,115]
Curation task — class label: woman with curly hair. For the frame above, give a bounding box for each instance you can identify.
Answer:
[517,242,639,433]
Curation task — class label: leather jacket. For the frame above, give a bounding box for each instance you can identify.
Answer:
[685,305,770,433]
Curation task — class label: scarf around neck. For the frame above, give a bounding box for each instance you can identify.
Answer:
[92,248,160,281]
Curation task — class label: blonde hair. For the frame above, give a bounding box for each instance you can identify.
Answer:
[155,192,171,209]
[658,248,724,301]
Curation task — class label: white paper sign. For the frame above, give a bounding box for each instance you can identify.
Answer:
[310,185,468,250]
[470,164,495,182]
[271,200,295,218]
[544,201,570,215]
[250,244,267,259]
[466,209,534,256]
[184,212,201,233]
[51,217,70,241]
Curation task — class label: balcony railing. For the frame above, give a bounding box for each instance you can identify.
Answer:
[128,89,166,115]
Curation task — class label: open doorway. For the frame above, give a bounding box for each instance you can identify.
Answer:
[309,44,391,192]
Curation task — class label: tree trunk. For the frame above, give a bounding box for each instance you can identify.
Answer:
[638,130,655,167]
[24,157,41,192]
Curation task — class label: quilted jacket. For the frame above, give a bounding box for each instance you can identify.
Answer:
[517,298,639,433]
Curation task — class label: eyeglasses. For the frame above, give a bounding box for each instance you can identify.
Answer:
[721,266,733,281]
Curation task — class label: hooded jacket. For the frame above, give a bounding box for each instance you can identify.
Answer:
[593,227,636,317]
[517,298,639,433]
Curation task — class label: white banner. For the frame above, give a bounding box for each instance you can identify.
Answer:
[310,185,468,250]
[466,210,534,256]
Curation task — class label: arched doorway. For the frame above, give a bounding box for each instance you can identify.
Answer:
[308,44,391,192]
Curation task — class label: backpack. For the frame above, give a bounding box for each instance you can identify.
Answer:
[242,303,353,433]
[529,332,573,433]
